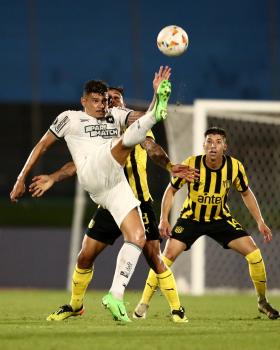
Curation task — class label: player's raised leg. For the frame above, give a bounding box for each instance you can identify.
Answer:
[121,79,171,148]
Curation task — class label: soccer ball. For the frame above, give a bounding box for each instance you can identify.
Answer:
[157,25,189,57]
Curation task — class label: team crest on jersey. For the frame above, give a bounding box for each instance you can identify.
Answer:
[174,226,184,234]
[223,180,231,189]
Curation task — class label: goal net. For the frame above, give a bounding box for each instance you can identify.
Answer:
[165,100,280,295]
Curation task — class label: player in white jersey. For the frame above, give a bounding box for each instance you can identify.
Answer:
[10,66,172,322]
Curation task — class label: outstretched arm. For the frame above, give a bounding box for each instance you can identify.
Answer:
[241,187,272,243]
[159,184,178,238]
[10,131,57,202]
[29,161,77,197]
[142,137,199,181]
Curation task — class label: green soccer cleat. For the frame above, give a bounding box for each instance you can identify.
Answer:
[46,304,84,321]
[152,79,172,122]
[133,303,149,319]
[102,292,131,322]
[258,299,279,320]
[171,306,189,323]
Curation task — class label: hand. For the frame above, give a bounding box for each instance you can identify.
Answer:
[258,221,272,243]
[153,66,171,92]
[159,219,172,239]
[171,164,200,182]
[10,179,26,202]
[29,175,55,197]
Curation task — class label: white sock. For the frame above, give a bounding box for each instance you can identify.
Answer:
[122,111,156,147]
[109,241,142,300]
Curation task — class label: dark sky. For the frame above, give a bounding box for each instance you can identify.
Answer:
[1,0,279,104]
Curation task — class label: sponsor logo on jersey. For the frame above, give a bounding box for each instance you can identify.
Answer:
[54,115,69,133]
[80,118,90,122]
[197,194,222,204]
[84,124,118,138]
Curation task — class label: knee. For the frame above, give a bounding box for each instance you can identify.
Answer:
[245,248,263,264]
[129,227,146,249]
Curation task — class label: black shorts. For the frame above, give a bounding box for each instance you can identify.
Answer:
[86,200,160,245]
[171,217,249,250]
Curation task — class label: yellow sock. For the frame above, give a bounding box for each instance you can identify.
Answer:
[140,268,158,305]
[70,264,93,310]
[162,255,173,268]
[245,249,267,301]
[157,267,180,311]
[140,255,175,305]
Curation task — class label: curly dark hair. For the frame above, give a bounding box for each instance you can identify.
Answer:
[83,80,108,96]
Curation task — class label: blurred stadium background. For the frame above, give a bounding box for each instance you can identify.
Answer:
[0,0,279,292]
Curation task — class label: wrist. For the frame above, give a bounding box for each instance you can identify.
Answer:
[166,162,173,172]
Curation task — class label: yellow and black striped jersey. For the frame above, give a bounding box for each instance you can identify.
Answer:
[171,155,248,222]
[124,130,154,202]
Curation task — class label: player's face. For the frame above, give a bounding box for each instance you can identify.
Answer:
[203,134,227,161]
[108,89,124,108]
[81,92,108,118]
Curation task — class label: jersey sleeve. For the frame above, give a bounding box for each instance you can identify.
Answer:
[170,157,191,190]
[233,160,249,192]
[49,111,71,139]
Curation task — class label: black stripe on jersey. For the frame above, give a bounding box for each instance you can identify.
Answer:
[214,170,222,193]
[209,205,218,220]
[226,156,232,181]
[172,177,184,189]
[193,155,202,191]
[199,205,207,221]
[237,163,247,191]
[189,201,196,219]
[130,149,144,200]
[203,168,212,193]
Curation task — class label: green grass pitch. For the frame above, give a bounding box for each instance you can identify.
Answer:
[1,290,280,350]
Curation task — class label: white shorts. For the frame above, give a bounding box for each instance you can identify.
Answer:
[78,141,140,227]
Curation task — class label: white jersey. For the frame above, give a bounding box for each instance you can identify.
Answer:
[49,107,132,173]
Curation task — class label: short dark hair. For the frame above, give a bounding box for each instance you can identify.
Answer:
[83,80,108,96]
[204,126,227,140]
[108,86,124,96]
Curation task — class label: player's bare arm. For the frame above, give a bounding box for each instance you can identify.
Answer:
[241,187,272,243]
[159,184,178,238]
[10,131,57,202]
[29,161,77,197]
[141,137,199,180]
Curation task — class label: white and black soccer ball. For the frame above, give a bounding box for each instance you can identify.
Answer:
[157,25,189,57]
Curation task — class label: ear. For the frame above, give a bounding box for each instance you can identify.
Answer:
[81,96,85,108]
[223,142,228,152]
[203,141,206,151]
